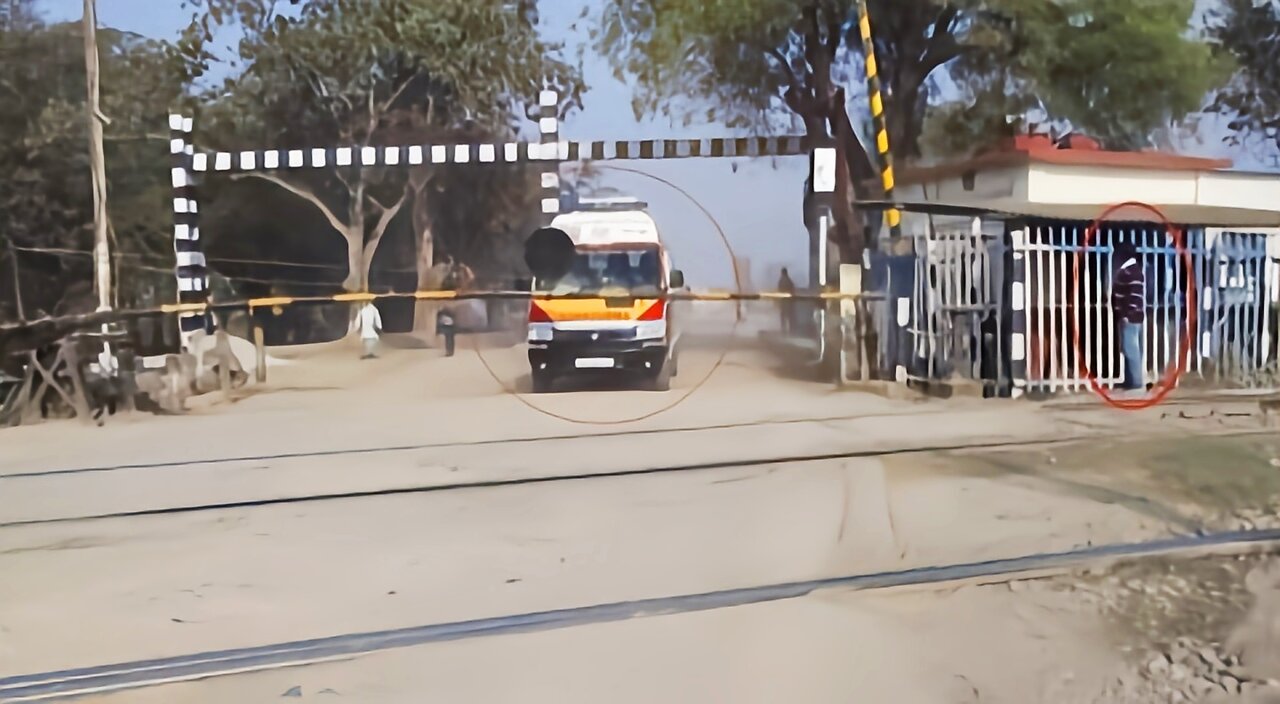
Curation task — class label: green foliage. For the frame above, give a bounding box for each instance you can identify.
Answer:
[175,0,584,291]
[936,0,1229,153]
[1207,0,1280,152]
[593,0,819,130]
[176,0,582,145]
[0,6,182,320]
[593,0,1228,160]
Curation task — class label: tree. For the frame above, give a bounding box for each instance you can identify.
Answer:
[0,0,38,31]
[1207,0,1280,158]
[593,0,1226,258]
[928,0,1230,155]
[174,0,583,300]
[0,4,182,322]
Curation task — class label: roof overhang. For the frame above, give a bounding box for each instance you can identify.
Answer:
[894,151,1280,228]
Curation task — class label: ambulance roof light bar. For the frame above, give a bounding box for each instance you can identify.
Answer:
[576,196,649,212]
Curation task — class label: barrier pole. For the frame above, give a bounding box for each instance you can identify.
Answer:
[855,0,901,238]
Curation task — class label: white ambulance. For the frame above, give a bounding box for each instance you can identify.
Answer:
[526,198,685,392]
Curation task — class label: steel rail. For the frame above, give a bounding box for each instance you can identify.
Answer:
[4,528,1279,702]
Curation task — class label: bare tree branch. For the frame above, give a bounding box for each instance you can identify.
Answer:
[362,184,411,263]
[366,63,378,142]
[766,46,804,93]
[378,73,417,121]
[922,7,963,69]
[823,0,841,60]
[232,172,349,239]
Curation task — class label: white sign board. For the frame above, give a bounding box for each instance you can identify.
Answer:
[812,147,836,194]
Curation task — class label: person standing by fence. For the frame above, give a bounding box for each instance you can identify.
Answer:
[437,307,456,357]
[1112,240,1146,391]
[777,267,796,334]
[357,302,383,360]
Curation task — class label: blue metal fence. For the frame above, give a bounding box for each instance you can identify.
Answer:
[852,218,1279,397]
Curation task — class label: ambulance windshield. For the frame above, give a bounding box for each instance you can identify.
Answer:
[534,248,662,296]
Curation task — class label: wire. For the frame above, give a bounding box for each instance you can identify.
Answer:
[10,244,425,277]
[7,244,382,286]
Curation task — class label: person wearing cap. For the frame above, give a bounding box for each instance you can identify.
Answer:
[1112,240,1146,392]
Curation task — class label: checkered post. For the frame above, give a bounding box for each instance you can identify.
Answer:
[169,113,209,347]
[188,138,810,175]
[539,89,560,221]
[1008,225,1029,397]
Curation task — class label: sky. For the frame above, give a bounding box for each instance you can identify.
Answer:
[37,0,1280,290]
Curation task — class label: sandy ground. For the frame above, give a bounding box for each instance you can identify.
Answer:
[72,555,1280,704]
[3,327,1280,702]
[79,584,1125,704]
[0,448,1168,675]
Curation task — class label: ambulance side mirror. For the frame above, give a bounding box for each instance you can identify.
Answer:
[669,269,685,290]
[524,227,575,282]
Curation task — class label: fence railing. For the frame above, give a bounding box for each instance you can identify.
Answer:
[1012,222,1278,395]
[906,220,1007,389]
[853,219,1278,398]
[859,216,1011,396]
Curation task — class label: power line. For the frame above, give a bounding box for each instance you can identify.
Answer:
[9,244,419,274]
[8,246,346,289]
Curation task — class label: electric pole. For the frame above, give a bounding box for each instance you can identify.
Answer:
[83,0,111,312]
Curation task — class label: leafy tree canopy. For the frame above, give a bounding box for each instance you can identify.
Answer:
[172,0,585,294]
[593,0,1228,164]
[0,1,181,319]
[1207,0,1280,155]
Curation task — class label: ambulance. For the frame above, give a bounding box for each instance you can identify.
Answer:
[526,197,685,392]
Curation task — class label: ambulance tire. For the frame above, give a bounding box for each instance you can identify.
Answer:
[531,370,554,394]
[648,363,672,392]
[667,349,679,378]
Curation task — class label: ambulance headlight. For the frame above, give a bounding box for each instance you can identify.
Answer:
[528,323,553,342]
[634,320,667,340]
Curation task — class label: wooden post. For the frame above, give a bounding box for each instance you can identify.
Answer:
[214,330,232,401]
[253,325,266,384]
[82,0,112,313]
[62,341,96,425]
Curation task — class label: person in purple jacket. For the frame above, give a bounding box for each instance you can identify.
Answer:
[1112,240,1146,391]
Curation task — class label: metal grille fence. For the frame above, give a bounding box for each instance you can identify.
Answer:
[859,216,1011,396]
[1013,222,1279,395]
[904,219,1008,390]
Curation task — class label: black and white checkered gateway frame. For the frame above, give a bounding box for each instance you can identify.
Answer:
[169,89,815,347]
[183,137,812,174]
[169,114,207,336]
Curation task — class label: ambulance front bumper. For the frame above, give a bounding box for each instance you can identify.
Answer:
[527,325,668,374]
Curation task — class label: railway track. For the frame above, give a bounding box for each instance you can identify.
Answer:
[5,392,1269,482]
[4,527,1279,703]
[0,407,962,480]
[5,427,1275,529]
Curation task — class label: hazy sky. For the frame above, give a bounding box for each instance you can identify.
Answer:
[37,0,1280,289]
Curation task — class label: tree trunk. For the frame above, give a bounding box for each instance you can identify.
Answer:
[885,77,925,164]
[412,202,438,339]
[341,229,363,292]
[831,105,867,266]
[346,179,367,292]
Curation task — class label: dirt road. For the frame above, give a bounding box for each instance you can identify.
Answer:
[2,340,1279,702]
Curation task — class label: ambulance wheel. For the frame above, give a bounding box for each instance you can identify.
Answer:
[667,350,680,378]
[648,364,671,392]
[531,370,554,394]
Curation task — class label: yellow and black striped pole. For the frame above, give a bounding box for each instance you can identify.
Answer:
[855,0,901,237]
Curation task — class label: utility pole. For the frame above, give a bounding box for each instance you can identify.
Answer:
[83,0,111,312]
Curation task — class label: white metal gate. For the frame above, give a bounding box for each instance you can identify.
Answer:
[1012,222,1278,395]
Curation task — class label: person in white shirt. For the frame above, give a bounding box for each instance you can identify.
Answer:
[357,302,383,359]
